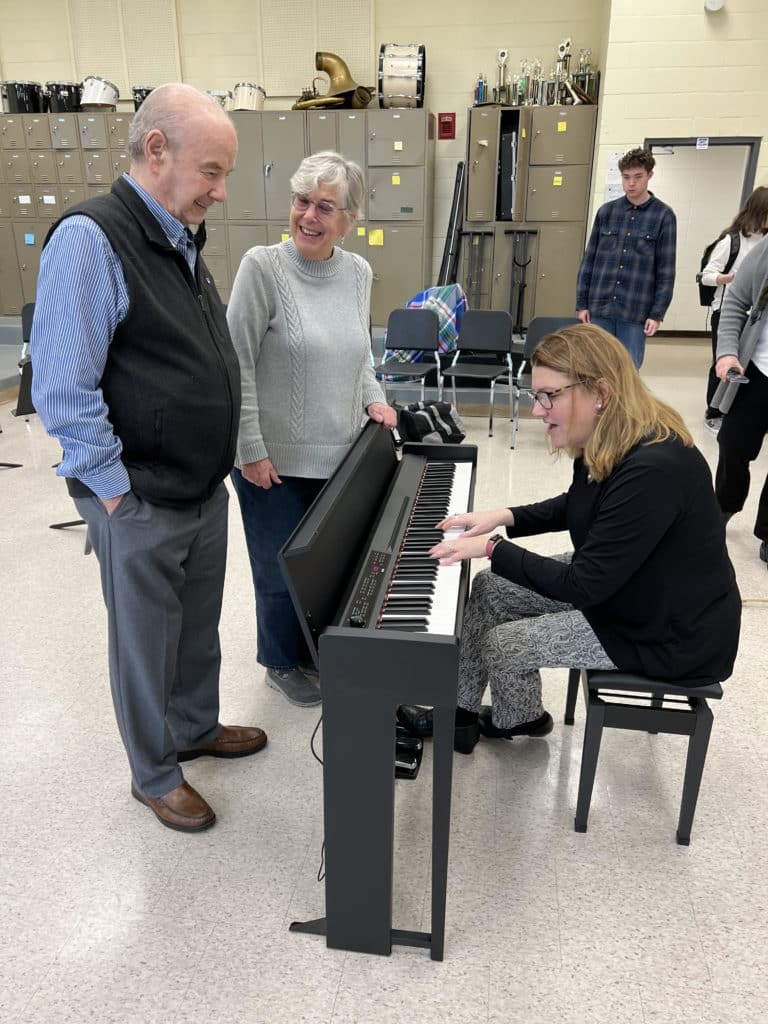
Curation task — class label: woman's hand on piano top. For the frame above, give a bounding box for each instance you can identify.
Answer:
[436,508,514,537]
[367,402,398,429]
[429,534,488,565]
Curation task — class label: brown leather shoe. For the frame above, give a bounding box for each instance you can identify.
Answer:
[177,724,268,762]
[131,781,216,833]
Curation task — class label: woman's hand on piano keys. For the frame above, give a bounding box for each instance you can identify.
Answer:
[435,508,514,537]
[429,534,488,565]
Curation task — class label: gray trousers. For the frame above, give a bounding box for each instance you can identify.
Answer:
[75,484,228,797]
[458,558,615,729]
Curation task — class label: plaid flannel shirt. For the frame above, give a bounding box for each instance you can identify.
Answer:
[576,193,677,324]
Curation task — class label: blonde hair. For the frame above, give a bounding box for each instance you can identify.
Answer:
[531,323,693,481]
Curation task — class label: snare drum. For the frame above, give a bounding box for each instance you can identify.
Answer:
[81,76,120,110]
[5,81,44,114]
[232,82,266,111]
[132,86,154,110]
[378,43,426,109]
[45,82,82,113]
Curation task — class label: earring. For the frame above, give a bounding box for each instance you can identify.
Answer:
[596,402,602,410]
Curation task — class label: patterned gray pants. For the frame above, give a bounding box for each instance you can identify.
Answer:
[458,555,616,729]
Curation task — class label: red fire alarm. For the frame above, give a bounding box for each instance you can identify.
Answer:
[438,112,456,140]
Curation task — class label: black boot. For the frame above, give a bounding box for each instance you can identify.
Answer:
[478,706,553,740]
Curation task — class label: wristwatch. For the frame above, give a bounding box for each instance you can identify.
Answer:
[486,533,504,559]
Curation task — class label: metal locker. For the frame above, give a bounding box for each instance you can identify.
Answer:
[491,225,539,328]
[205,200,223,221]
[202,254,230,295]
[460,230,494,309]
[87,185,111,199]
[342,224,369,260]
[10,188,37,218]
[110,151,130,179]
[261,112,305,221]
[22,115,51,150]
[203,222,227,257]
[55,150,84,184]
[465,107,501,222]
[4,150,32,184]
[225,114,266,221]
[13,220,48,303]
[0,116,26,150]
[529,107,597,166]
[35,188,62,220]
[338,112,366,168]
[0,220,24,313]
[533,223,587,318]
[307,111,337,154]
[366,222,424,325]
[367,110,425,166]
[525,165,591,222]
[83,150,111,185]
[0,156,4,183]
[29,150,57,184]
[0,183,10,218]
[49,115,79,149]
[78,114,108,149]
[367,166,424,221]
[107,114,132,150]
[60,185,87,210]
[228,223,268,271]
[267,223,291,245]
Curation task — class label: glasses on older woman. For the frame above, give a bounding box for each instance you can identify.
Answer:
[291,194,347,218]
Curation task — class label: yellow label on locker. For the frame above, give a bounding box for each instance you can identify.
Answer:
[521,128,526,138]
[557,121,567,132]
[392,174,400,186]
[368,228,384,246]
[281,233,290,242]
[357,226,366,236]
[394,141,403,151]
[553,174,563,186]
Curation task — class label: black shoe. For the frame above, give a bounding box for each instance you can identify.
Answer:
[478,706,554,740]
[760,540,768,565]
[396,705,480,755]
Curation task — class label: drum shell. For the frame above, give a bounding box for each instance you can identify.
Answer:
[232,82,265,111]
[81,76,120,109]
[132,86,154,110]
[45,82,82,113]
[5,81,44,114]
[378,44,425,109]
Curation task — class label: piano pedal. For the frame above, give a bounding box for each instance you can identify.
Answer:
[395,733,423,780]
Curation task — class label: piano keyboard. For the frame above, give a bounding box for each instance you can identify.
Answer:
[378,460,473,635]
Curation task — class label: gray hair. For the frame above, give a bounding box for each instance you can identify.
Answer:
[289,150,365,219]
[128,82,232,161]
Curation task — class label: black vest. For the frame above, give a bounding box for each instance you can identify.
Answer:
[46,177,241,507]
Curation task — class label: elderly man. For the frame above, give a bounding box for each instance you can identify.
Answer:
[32,83,267,833]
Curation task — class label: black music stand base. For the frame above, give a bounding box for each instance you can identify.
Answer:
[289,917,436,956]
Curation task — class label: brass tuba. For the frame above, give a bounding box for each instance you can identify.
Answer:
[293,51,372,110]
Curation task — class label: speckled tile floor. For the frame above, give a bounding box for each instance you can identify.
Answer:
[1,337,766,1023]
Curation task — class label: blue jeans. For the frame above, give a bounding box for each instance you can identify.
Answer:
[591,317,647,369]
[230,469,324,670]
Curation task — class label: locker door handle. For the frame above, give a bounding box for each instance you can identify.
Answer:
[264,162,273,178]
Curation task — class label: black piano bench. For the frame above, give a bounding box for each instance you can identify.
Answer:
[564,668,724,846]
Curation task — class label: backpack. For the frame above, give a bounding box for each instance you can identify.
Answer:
[393,401,466,444]
[696,231,740,307]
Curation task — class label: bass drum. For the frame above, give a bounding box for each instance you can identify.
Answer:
[81,76,120,110]
[378,43,425,109]
[232,82,265,111]
[4,81,44,113]
[45,82,82,113]
[132,86,154,110]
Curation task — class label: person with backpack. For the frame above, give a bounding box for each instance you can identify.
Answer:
[699,186,768,432]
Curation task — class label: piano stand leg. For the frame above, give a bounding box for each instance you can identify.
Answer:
[289,918,439,958]
[289,917,327,938]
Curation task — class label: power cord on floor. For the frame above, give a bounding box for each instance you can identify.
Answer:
[310,713,325,880]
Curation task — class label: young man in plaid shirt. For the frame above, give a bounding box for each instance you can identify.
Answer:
[576,148,676,368]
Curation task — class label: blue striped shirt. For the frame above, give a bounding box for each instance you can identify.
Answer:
[30,175,196,498]
[576,193,677,324]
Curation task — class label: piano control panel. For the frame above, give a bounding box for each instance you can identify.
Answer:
[347,550,391,627]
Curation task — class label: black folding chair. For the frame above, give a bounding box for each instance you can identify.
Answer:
[373,308,442,404]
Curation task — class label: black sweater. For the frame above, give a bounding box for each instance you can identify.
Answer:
[491,437,741,683]
[48,177,241,508]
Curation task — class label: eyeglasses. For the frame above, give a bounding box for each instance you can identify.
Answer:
[291,194,347,218]
[525,383,580,410]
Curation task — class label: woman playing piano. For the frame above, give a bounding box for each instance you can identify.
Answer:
[227,151,397,708]
[408,323,740,754]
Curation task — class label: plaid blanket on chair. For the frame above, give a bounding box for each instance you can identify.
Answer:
[383,284,468,372]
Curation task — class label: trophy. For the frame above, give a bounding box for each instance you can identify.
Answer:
[494,48,509,104]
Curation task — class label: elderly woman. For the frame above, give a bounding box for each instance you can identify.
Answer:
[228,151,396,708]
[401,324,741,754]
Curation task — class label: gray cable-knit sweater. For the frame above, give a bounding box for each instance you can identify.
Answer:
[227,239,386,479]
